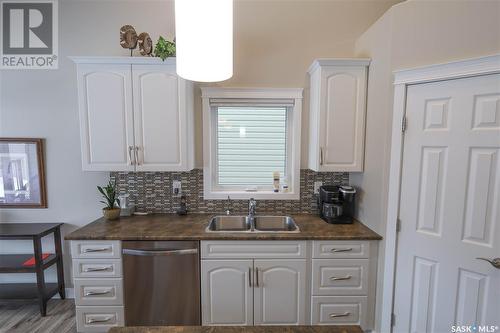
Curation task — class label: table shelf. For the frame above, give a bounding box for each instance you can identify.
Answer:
[0,253,58,273]
[0,223,65,316]
[0,283,59,300]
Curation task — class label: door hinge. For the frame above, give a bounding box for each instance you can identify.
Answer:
[402,115,407,133]
[391,313,396,326]
[396,219,402,232]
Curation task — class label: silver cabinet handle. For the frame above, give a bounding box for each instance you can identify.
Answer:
[249,267,252,287]
[330,275,352,281]
[134,146,140,166]
[128,146,135,165]
[87,316,113,324]
[83,266,112,272]
[476,257,500,269]
[83,247,110,253]
[330,248,353,253]
[255,267,259,287]
[123,248,198,256]
[84,290,111,296]
[320,147,324,165]
[330,312,351,318]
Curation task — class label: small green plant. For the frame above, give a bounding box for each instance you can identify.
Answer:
[97,180,120,210]
[154,36,176,61]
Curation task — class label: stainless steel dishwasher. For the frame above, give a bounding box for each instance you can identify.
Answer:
[122,241,200,326]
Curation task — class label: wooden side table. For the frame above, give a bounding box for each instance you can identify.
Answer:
[0,223,65,316]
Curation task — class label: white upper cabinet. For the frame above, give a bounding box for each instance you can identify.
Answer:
[72,57,195,172]
[76,64,135,171]
[132,64,194,171]
[308,59,370,172]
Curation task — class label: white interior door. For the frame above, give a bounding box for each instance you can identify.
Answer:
[132,64,184,171]
[394,74,500,333]
[201,260,253,326]
[253,259,306,325]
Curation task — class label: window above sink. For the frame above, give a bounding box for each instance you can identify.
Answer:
[202,88,303,200]
[217,106,287,188]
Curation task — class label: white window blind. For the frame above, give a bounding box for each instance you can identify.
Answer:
[216,106,288,186]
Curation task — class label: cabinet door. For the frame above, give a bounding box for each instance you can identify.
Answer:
[253,259,306,325]
[132,64,190,171]
[201,260,253,326]
[319,66,367,172]
[76,64,135,171]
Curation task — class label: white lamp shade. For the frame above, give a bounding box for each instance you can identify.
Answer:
[175,0,233,82]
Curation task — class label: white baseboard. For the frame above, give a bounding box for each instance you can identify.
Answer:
[53,288,74,299]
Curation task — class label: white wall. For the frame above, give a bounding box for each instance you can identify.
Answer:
[352,0,500,330]
[0,0,177,285]
[0,0,397,286]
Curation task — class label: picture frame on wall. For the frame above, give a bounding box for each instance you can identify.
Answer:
[0,138,47,208]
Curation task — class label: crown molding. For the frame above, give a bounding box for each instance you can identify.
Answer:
[394,54,500,85]
[308,58,371,73]
[69,56,176,65]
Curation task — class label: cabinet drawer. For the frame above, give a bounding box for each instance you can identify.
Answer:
[201,241,306,259]
[71,241,121,259]
[73,259,122,278]
[312,241,370,259]
[74,278,123,306]
[76,305,124,333]
[311,296,367,327]
[312,259,369,295]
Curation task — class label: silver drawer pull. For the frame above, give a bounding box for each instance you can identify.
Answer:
[87,316,113,324]
[330,248,353,253]
[83,266,112,272]
[330,312,351,318]
[84,290,111,296]
[330,275,352,281]
[83,247,111,253]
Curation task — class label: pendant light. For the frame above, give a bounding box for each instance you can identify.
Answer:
[175,0,233,82]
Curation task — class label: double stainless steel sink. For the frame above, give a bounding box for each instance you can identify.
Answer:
[206,215,300,233]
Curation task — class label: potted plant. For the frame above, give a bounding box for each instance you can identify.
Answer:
[154,36,176,60]
[98,181,121,220]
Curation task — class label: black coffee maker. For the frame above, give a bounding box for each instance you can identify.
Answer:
[318,185,356,224]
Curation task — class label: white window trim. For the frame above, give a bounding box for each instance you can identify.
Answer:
[201,87,303,200]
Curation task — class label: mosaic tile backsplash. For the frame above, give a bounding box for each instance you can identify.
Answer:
[110,169,349,214]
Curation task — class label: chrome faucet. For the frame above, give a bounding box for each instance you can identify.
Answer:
[225,196,232,215]
[248,198,257,231]
[248,198,257,217]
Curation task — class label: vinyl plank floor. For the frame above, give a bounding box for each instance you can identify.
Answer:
[0,300,76,333]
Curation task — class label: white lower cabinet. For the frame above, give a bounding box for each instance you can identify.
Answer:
[70,239,377,331]
[201,240,377,329]
[71,241,124,333]
[310,240,377,330]
[311,296,368,326]
[75,305,125,333]
[312,259,369,295]
[201,260,253,325]
[74,278,124,306]
[253,259,306,325]
[201,241,307,326]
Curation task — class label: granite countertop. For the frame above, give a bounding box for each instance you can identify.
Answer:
[108,326,363,333]
[65,213,381,241]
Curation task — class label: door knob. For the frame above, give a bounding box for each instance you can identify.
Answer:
[476,257,500,269]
